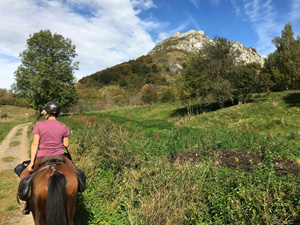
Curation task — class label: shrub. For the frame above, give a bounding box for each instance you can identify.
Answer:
[1,113,8,118]
[140,84,158,104]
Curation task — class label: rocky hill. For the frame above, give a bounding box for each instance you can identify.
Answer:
[77,29,266,105]
[148,30,265,66]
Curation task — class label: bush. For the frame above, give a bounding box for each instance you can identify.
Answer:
[63,117,300,225]
[1,113,8,118]
[140,84,158,104]
[159,88,175,102]
[0,97,15,105]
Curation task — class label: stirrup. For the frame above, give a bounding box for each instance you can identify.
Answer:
[22,202,30,215]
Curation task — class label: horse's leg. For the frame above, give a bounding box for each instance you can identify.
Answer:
[66,192,78,225]
[29,193,47,225]
[64,167,79,225]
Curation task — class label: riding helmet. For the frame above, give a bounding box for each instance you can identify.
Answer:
[44,101,61,116]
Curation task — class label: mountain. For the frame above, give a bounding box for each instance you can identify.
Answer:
[77,30,265,103]
[148,30,265,68]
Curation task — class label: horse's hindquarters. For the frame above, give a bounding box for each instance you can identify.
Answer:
[30,164,78,225]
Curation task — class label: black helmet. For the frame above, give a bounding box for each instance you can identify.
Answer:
[44,101,61,116]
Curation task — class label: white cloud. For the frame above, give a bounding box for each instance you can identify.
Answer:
[0,0,157,89]
[210,0,220,6]
[161,20,192,41]
[131,0,156,11]
[236,0,281,56]
[289,0,300,20]
[231,0,241,16]
[0,56,20,90]
[187,14,200,31]
[189,0,199,8]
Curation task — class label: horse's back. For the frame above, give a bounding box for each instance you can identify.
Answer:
[30,164,78,225]
[32,164,78,195]
[59,165,79,200]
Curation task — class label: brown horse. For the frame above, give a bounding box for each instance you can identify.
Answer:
[28,163,78,225]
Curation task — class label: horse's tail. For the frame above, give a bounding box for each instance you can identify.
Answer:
[46,172,67,225]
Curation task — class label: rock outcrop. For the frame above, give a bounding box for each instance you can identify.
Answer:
[148,30,265,66]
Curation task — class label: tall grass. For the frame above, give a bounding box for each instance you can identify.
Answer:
[59,90,300,224]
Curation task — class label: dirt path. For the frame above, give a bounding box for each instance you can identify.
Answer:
[0,123,34,225]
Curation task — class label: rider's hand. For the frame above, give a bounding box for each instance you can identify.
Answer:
[28,162,34,172]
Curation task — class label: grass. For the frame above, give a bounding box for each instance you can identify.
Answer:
[58,90,300,224]
[2,156,16,162]
[9,141,21,147]
[0,170,22,224]
[184,92,300,138]
[16,128,23,136]
[5,205,19,211]
[0,105,35,142]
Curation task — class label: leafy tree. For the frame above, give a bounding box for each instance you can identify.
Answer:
[119,79,128,87]
[151,64,158,73]
[267,23,300,90]
[0,88,12,98]
[232,63,263,104]
[178,36,240,108]
[140,84,157,104]
[13,30,79,111]
[98,70,113,84]
[0,88,15,105]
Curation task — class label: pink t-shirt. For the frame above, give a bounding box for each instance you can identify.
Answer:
[33,120,70,157]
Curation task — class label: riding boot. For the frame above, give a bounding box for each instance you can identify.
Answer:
[22,201,30,215]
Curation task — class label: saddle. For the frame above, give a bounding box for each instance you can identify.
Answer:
[14,160,31,177]
[17,156,64,202]
[17,156,86,203]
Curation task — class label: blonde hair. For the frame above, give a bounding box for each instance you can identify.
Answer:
[41,109,50,119]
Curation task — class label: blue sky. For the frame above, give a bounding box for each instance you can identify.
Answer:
[0,0,300,89]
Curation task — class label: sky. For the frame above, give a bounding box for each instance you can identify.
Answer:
[1,0,300,89]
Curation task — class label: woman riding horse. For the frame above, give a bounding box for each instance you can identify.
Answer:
[20,101,76,180]
[19,101,79,222]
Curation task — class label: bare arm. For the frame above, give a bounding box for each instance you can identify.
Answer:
[28,134,40,172]
[63,136,69,148]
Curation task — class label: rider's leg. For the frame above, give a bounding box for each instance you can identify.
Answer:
[20,157,43,180]
[61,155,76,169]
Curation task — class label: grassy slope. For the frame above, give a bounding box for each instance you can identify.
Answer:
[61,90,300,224]
[80,91,300,159]
[93,91,299,137]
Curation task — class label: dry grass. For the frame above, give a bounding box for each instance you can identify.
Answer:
[1,156,16,162]
[9,141,21,147]
[0,170,22,224]
[0,105,35,123]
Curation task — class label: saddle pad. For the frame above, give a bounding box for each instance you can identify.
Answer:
[41,155,63,164]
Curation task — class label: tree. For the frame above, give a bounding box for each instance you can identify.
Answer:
[140,84,157,104]
[267,24,300,90]
[232,63,263,104]
[177,36,240,108]
[0,88,15,105]
[13,30,79,111]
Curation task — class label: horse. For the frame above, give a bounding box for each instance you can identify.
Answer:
[27,162,78,225]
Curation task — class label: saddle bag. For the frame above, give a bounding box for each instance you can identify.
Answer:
[74,168,86,192]
[17,174,34,201]
[14,160,31,177]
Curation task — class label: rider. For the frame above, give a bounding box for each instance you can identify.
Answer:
[20,101,76,180]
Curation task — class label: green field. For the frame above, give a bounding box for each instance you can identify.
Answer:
[60,90,300,224]
[0,105,36,142]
